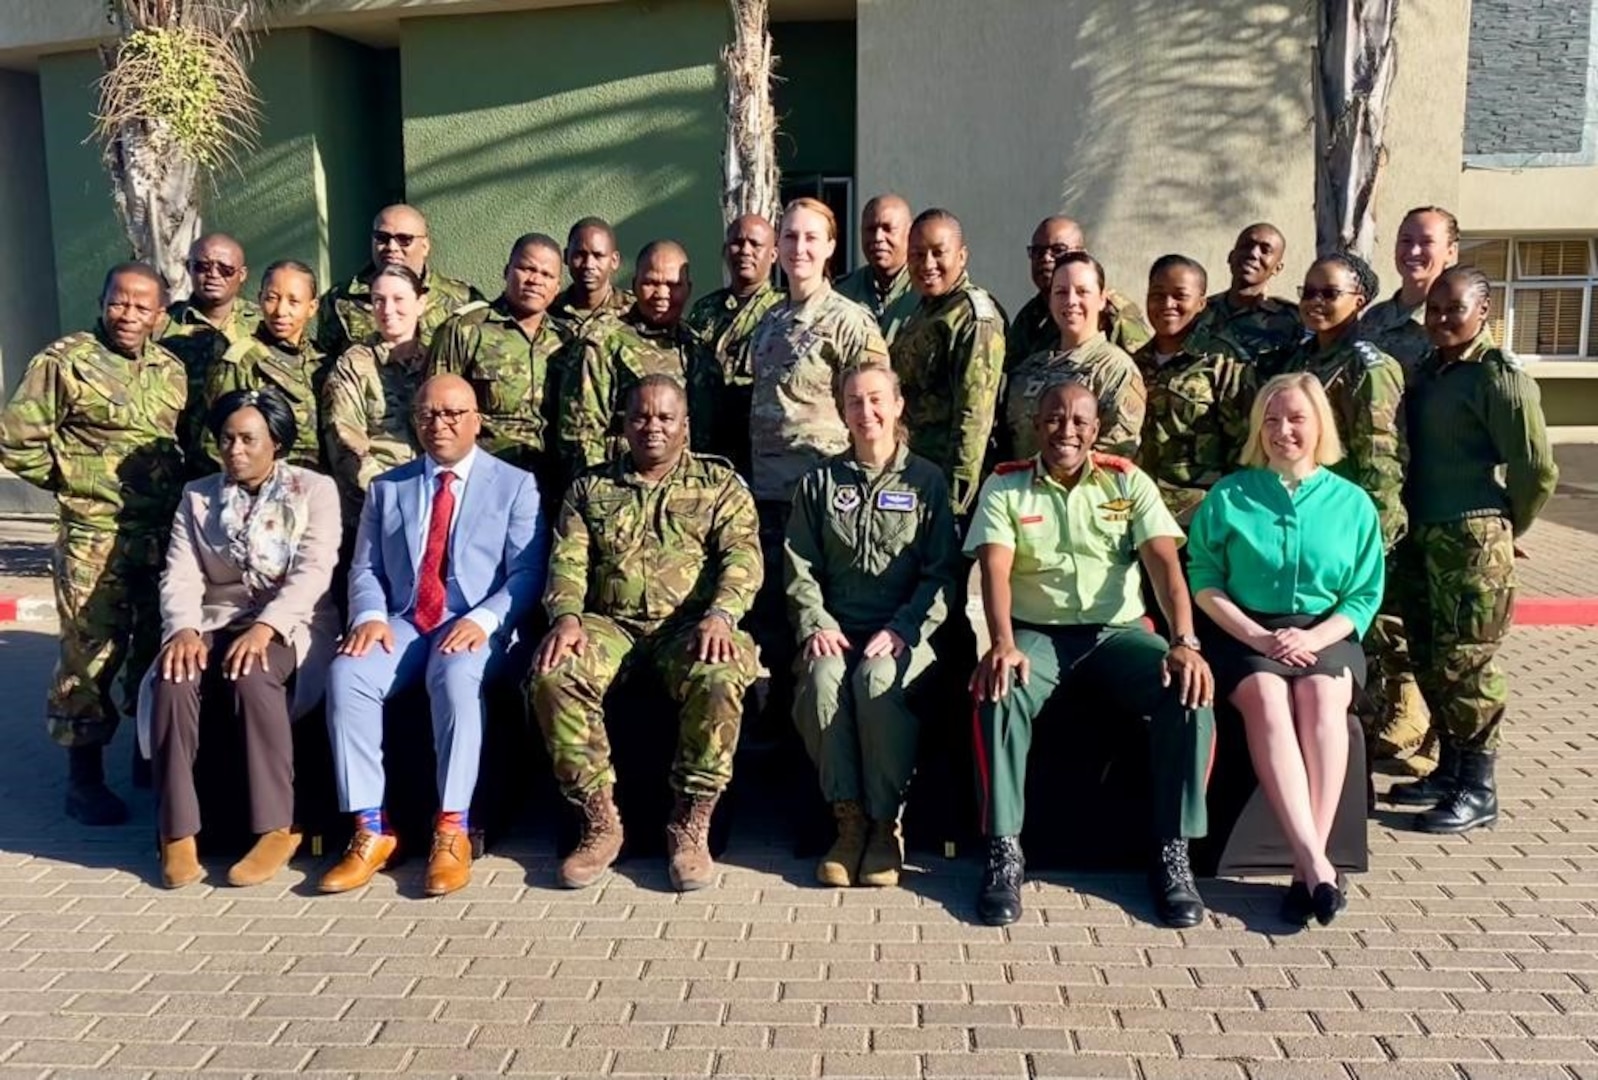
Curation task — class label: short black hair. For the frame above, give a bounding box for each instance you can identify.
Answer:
[101,261,167,304]
[626,373,687,412]
[509,232,562,262]
[370,263,426,295]
[1311,251,1380,303]
[1434,265,1492,308]
[911,207,963,242]
[207,386,298,459]
[260,258,318,298]
[1050,250,1107,291]
[1036,378,1098,418]
[567,216,617,247]
[1149,254,1208,291]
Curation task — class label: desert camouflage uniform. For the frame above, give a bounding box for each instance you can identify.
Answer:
[1133,327,1255,525]
[204,331,328,470]
[551,285,634,337]
[321,339,428,526]
[1005,287,1151,369]
[528,452,763,799]
[1001,333,1146,460]
[1361,290,1431,378]
[159,298,260,467]
[1199,291,1301,360]
[314,264,482,358]
[835,264,919,344]
[889,275,1007,516]
[0,328,185,748]
[1400,330,1557,751]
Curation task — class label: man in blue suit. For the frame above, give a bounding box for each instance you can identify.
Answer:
[320,373,547,896]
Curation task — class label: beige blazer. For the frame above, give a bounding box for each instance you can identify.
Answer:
[158,465,342,717]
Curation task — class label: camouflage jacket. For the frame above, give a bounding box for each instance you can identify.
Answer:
[1278,333,1408,548]
[748,285,891,503]
[429,298,574,481]
[888,274,1007,514]
[685,282,781,388]
[1133,328,1255,525]
[0,327,185,529]
[1001,333,1146,460]
[544,451,763,636]
[1198,291,1302,359]
[1360,290,1431,379]
[834,264,919,344]
[551,285,635,337]
[1005,287,1151,370]
[159,298,260,465]
[322,339,428,525]
[204,331,328,471]
[314,264,483,358]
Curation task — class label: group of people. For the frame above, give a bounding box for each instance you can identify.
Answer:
[0,191,1556,932]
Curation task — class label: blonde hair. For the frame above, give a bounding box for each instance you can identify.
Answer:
[1240,372,1344,468]
[781,197,837,241]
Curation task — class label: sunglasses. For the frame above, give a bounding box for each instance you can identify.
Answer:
[189,259,240,279]
[1297,286,1361,302]
[373,231,425,248]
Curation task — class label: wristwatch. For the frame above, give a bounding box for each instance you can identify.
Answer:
[707,607,737,628]
[1171,633,1202,652]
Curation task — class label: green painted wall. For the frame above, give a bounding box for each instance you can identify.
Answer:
[771,21,856,178]
[0,70,60,391]
[399,0,728,295]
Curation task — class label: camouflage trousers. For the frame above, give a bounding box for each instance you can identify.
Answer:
[49,522,166,748]
[1360,564,1418,732]
[527,615,758,800]
[1397,517,1516,752]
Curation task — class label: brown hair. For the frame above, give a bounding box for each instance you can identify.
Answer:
[1402,205,1460,244]
[838,361,908,445]
[781,197,838,242]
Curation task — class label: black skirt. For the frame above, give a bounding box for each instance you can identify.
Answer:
[1200,609,1367,694]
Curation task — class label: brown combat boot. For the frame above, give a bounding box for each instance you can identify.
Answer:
[160,835,204,889]
[816,801,868,887]
[666,794,718,892]
[559,785,624,889]
[1372,677,1431,762]
[857,817,904,888]
[227,827,302,887]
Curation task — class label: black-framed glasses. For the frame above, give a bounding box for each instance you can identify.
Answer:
[412,407,476,428]
[373,231,425,248]
[1297,286,1359,302]
[189,259,239,279]
[1026,243,1077,260]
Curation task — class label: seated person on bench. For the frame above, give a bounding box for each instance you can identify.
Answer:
[320,374,547,897]
[528,374,762,894]
[967,381,1215,928]
[1187,372,1383,927]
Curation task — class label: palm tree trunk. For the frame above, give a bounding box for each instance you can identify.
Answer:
[721,0,781,229]
[1313,0,1399,260]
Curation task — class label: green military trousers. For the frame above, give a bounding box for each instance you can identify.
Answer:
[791,637,935,822]
[1400,517,1515,751]
[527,615,758,801]
[973,622,1214,840]
[49,522,165,749]
[1361,555,1419,728]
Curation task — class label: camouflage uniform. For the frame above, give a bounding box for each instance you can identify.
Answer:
[159,298,260,467]
[321,339,428,526]
[429,298,574,495]
[889,274,1007,516]
[527,452,763,799]
[1400,330,1557,751]
[686,282,781,471]
[314,264,483,358]
[559,312,722,477]
[0,328,186,748]
[1199,291,1301,360]
[834,265,919,344]
[551,285,635,338]
[204,332,328,470]
[1000,334,1146,460]
[785,446,960,819]
[1133,327,1255,525]
[1361,290,1431,379]
[1005,287,1151,369]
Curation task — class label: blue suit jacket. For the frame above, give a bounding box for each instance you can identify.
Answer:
[347,451,547,637]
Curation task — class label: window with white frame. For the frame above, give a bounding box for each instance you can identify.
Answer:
[1458,236,1598,360]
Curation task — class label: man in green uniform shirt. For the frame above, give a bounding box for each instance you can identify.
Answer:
[553,217,636,335]
[316,204,483,358]
[835,194,919,344]
[1200,223,1302,360]
[1006,215,1150,366]
[529,375,762,893]
[966,381,1214,928]
[160,233,259,468]
[0,263,187,826]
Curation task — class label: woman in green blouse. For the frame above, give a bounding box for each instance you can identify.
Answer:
[1187,372,1385,925]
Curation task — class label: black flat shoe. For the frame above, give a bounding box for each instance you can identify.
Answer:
[1280,880,1312,926]
[1312,874,1347,926]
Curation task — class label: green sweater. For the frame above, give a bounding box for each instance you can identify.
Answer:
[1188,466,1386,638]
[1405,330,1557,535]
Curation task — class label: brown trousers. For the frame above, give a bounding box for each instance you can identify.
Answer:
[150,629,297,840]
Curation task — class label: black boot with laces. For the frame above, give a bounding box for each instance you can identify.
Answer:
[1150,838,1206,928]
[976,835,1024,926]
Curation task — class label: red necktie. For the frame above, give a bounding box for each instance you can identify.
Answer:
[413,470,455,633]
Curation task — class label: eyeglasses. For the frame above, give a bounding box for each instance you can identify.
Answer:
[189,259,239,279]
[1026,243,1078,260]
[1297,286,1360,302]
[412,407,476,428]
[373,231,426,248]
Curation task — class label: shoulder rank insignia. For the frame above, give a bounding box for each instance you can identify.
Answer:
[1353,340,1386,369]
[967,287,999,323]
[992,459,1033,476]
[453,299,490,317]
[1090,452,1135,474]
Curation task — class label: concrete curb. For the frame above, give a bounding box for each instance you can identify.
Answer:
[0,595,53,623]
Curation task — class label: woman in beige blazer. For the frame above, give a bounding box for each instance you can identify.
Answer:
[150,387,341,889]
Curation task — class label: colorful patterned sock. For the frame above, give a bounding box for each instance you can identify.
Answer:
[437,810,469,835]
[354,808,385,835]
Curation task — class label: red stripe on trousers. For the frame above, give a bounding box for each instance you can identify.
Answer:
[970,692,992,836]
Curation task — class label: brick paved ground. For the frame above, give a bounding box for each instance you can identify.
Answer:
[0,448,1593,1079]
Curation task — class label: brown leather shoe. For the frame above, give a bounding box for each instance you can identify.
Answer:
[559,784,624,889]
[160,835,204,889]
[424,831,472,896]
[665,794,718,892]
[228,827,302,887]
[318,829,397,893]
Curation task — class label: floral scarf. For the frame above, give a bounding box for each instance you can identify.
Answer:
[218,463,311,595]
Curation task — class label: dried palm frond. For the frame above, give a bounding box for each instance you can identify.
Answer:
[721,0,782,227]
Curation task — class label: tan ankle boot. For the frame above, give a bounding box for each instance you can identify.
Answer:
[160,836,204,889]
[666,794,718,892]
[857,817,904,888]
[816,801,868,887]
[1393,725,1440,778]
[559,785,624,889]
[227,828,302,887]
[1372,677,1430,760]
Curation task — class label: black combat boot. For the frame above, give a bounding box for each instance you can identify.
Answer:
[976,835,1024,926]
[66,745,129,826]
[1386,736,1459,806]
[1417,748,1497,834]
[1150,838,1206,928]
